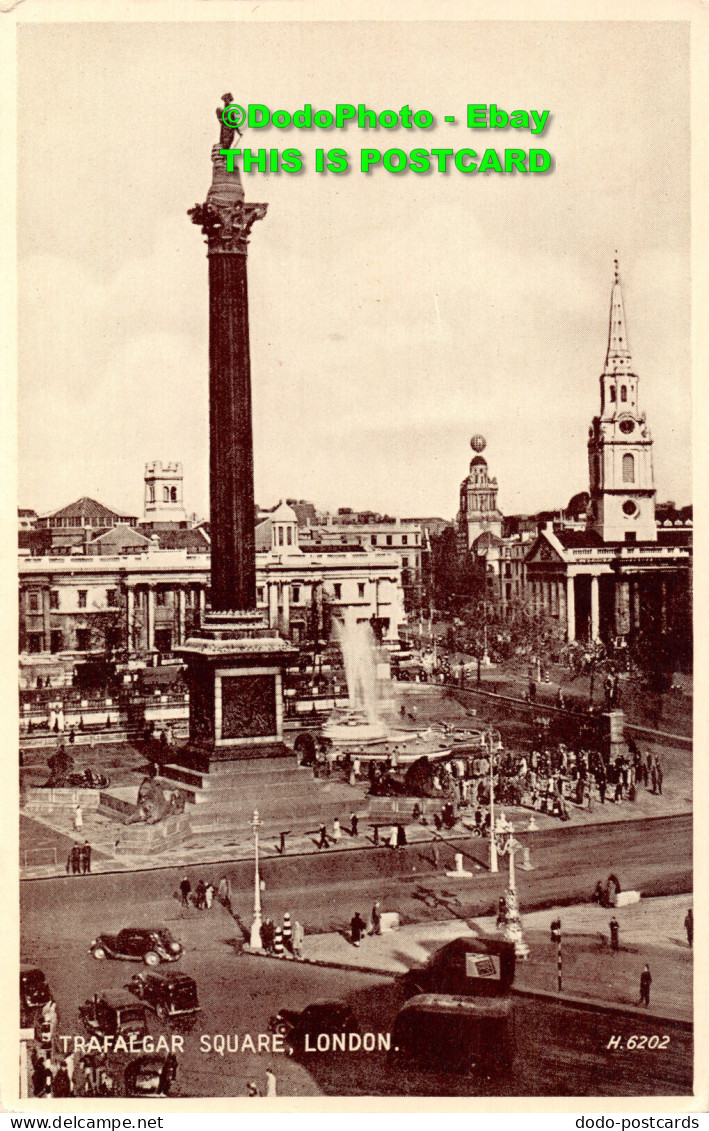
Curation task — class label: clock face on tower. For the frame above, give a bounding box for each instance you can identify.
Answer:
[619,419,635,434]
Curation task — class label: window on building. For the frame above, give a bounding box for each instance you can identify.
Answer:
[50,630,63,653]
[163,486,170,502]
[505,584,512,601]
[156,589,167,606]
[28,632,43,653]
[170,486,177,503]
[292,586,300,604]
[333,584,342,600]
[504,564,511,578]
[625,531,637,544]
[402,556,409,568]
[257,587,265,604]
[49,590,59,610]
[287,526,293,545]
[358,582,365,598]
[620,385,627,402]
[386,535,392,546]
[77,590,87,609]
[622,453,635,483]
[106,627,121,651]
[106,589,118,607]
[371,534,377,545]
[28,592,40,612]
[402,535,408,545]
[609,386,616,403]
[148,484,155,503]
[76,628,91,651]
[278,526,284,546]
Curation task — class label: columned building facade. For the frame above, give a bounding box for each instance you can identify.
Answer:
[525,262,691,663]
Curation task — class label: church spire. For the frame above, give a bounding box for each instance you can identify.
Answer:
[604,253,633,376]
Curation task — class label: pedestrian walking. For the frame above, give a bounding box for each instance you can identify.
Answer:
[179,877,191,909]
[195,879,207,910]
[261,918,275,953]
[205,883,215,909]
[282,912,293,952]
[32,1055,49,1097]
[396,823,407,848]
[432,843,440,870]
[350,813,359,837]
[388,825,398,849]
[639,964,652,1007]
[650,764,658,794]
[317,824,329,850]
[81,841,92,874]
[332,818,342,844]
[52,1061,73,1097]
[73,804,83,832]
[609,916,620,952]
[350,911,367,946]
[371,900,382,936]
[265,1068,277,1096]
[71,844,81,875]
[684,908,693,948]
[292,919,304,958]
[217,875,231,908]
[68,727,76,746]
[656,760,663,795]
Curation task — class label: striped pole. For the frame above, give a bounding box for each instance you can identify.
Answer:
[551,918,562,992]
[273,926,284,958]
[282,913,292,953]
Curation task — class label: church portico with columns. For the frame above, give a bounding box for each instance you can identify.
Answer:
[524,259,692,663]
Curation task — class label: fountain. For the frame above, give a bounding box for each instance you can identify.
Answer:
[321,620,389,744]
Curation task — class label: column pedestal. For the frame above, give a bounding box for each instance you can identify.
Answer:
[176,610,296,765]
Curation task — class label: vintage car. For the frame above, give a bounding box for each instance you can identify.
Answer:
[124,1053,178,1097]
[79,990,148,1040]
[126,971,200,1023]
[401,936,516,999]
[390,993,515,1074]
[269,1000,359,1053]
[20,965,52,1027]
[90,927,183,965]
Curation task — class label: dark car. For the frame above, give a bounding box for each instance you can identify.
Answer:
[20,965,52,1027]
[126,971,200,1024]
[390,994,515,1075]
[401,936,515,999]
[269,1000,359,1053]
[124,1053,178,1097]
[90,927,183,965]
[79,990,148,1040]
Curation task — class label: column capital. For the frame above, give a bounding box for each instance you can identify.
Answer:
[189,198,268,256]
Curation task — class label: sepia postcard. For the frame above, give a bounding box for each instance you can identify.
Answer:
[2,0,706,1115]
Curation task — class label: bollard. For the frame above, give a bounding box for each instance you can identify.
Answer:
[282,912,292,952]
[273,926,284,958]
[521,846,532,870]
[446,851,473,878]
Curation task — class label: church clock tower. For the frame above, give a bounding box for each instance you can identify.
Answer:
[587,259,657,543]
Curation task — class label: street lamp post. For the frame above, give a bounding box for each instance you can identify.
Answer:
[488,727,498,873]
[250,808,263,949]
[497,833,530,959]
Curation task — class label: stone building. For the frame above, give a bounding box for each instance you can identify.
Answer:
[19,500,405,671]
[525,262,692,658]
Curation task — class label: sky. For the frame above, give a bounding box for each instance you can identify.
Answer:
[17,17,691,523]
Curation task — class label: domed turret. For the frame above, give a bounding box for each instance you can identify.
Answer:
[470,434,487,454]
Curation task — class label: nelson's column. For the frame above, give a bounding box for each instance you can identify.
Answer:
[176,96,295,765]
